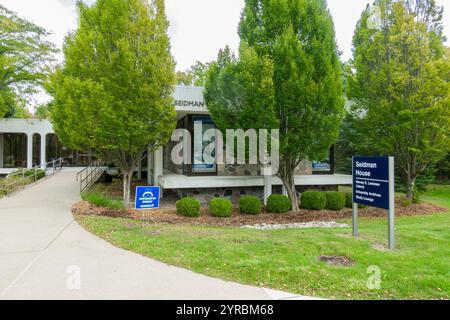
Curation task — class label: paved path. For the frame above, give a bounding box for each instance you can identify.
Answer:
[0,170,313,300]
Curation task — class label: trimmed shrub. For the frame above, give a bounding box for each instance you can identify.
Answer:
[301,191,326,210]
[325,191,346,211]
[209,198,233,217]
[343,191,367,209]
[344,192,353,208]
[239,195,262,215]
[176,197,200,217]
[267,194,291,213]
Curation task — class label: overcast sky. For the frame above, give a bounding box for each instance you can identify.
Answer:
[1,0,450,107]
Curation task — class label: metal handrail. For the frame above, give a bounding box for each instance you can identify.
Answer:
[1,158,64,197]
[76,159,106,193]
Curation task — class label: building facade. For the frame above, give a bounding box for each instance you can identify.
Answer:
[0,86,351,201]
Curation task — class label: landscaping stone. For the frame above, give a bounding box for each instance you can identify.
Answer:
[241,221,349,230]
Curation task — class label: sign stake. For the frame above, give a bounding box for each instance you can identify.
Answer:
[388,156,395,249]
[352,202,359,237]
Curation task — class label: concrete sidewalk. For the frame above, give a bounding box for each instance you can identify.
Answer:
[0,170,313,300]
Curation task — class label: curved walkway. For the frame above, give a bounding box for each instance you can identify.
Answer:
[0,170,313,300]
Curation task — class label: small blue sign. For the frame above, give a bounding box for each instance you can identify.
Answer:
[353,156,390,210]
[135,186,160,210]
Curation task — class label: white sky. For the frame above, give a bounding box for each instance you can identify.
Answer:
[1,0,450,107]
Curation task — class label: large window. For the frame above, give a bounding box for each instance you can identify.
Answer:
[32,134,41,167]
[46,134,93,166]
[2,133,27,168]
[192,116,216,174]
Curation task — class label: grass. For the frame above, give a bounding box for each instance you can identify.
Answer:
[76,185,450,300]
[82,188,125,210]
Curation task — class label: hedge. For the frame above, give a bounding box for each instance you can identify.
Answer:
[325,191,346,210]
[176,197,200,217]
[267,194,291,213]
[209,198,233,217]
[239,195,262,215]
[300,191,326,210]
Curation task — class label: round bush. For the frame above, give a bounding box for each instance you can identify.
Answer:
[344,192,353,208]
[239,195,262,215]
[209,198,233,217]
[176,197,200,217]
[267,194,291,213]
[300,191,326,210]
[325,191,346,211]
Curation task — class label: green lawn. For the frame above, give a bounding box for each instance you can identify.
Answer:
[77,185,450,300]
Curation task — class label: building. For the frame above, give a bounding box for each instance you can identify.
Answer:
[0,86,351,202]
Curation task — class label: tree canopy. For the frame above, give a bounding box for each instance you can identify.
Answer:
[347,0,450,199]
[0,4,56,118]
[50,0,176,207]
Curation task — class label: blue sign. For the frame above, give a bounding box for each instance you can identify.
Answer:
[135,186,160,210]
[352,156,390,210]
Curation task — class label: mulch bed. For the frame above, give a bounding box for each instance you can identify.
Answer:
[72,198,447,227]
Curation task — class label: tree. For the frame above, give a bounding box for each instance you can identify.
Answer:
[50,0,176,207]
[205,0,344,211]
[0,4,56,117]
[347,0,450,199]
[176,70,194,86]
[190,61,210,86]
[34,102,52,119]
[175,61,210,86]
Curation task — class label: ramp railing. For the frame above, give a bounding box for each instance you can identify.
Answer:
[1,158,64,197]
[76,159,106,193]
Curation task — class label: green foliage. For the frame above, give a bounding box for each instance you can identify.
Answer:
[347,0,450,199]
[344,192,353,208]
[49,0,176,207]
[0,4,56,117]
[205,0,344,211]
[176,70,194,86]
[209,198,233,218]
[11,168,46,180]
[176,197,201,217]
[176,61,210,86]
[436,153,450,182]
[34,102,52,119]
[81,192,125,210]
[325,191,346,211]
[267,194,291,213]
[300,191,327,211]
[412,190,422,204]
[239,195,262,215]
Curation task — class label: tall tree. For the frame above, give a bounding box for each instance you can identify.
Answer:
[347,0,450,199]
[50,0,176,207]
[0,4,56,117]
[205,0,344,211]
[175,61,210,86]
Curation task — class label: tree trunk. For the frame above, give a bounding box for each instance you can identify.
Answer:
[405,175,416,200]
[122,170,133,208]
[281,171,299,212]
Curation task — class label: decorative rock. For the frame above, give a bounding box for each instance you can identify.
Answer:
[241,221,349,230]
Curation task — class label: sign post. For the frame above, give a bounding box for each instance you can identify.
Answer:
[352,156,395,249]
